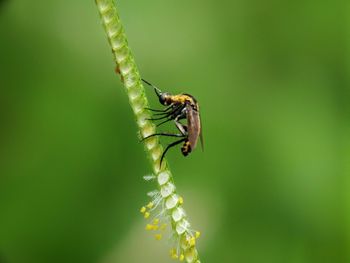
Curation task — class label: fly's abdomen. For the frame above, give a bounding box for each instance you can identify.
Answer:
[181,140,192,156]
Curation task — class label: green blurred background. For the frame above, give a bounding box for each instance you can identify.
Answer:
[0,0,349,262]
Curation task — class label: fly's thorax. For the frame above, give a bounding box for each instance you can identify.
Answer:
[170,94,198,107]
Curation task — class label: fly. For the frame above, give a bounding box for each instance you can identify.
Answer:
[141,78,203,167]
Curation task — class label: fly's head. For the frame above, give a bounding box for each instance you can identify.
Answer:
[159,92,172,106]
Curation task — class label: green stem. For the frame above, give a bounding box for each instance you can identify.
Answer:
[95,0,165,173]
[95,1,200,262]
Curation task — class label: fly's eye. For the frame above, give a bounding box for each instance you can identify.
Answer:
[159,93,170,105]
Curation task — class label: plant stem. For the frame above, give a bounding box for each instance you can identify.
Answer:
[95,0,167,173]
[95,1,200,262]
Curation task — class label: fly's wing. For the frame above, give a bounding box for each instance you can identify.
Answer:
[186,103,201,150]
[199,114,204,151]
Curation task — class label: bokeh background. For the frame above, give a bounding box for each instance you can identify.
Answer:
[0,0,349,262]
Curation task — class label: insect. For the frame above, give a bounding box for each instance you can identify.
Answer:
[141,78,203,167]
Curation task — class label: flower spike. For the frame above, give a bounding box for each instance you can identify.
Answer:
[95,0,201,261]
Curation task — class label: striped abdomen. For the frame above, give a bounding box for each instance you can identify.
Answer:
[181,140,192,156]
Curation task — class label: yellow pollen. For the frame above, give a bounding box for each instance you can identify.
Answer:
[146,202,154,209]
[153,218,160,225]
[145,224,153,231]
[195,231,201,239]
[178,196,184,205]
[189,236,196,247]
[160,223,167,230]
[169,248,178,259]
[140,206,146,213]
[144,212,150,219]
[153,225,159,230]
[154,234,162,240]
[179,254,185,261]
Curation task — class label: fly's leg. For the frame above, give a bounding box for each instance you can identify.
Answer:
[146,105,184,121]
[160,138,186,168]
[174,117,188,136]
[146,115,172,121]
[145,106,173,112]
[154,105,185,127]
[141,132,185,142]
[156,118,173,127]
[151,106,181,116]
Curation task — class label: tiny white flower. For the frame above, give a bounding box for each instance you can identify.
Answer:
[160,182,175,198]
[158,171,170,185]
[143,174,156,181]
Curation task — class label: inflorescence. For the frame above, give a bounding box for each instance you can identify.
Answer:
[95,0,201,262]
[141,172,201,262]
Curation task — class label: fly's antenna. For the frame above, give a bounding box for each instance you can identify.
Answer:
[142,78,162,97]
